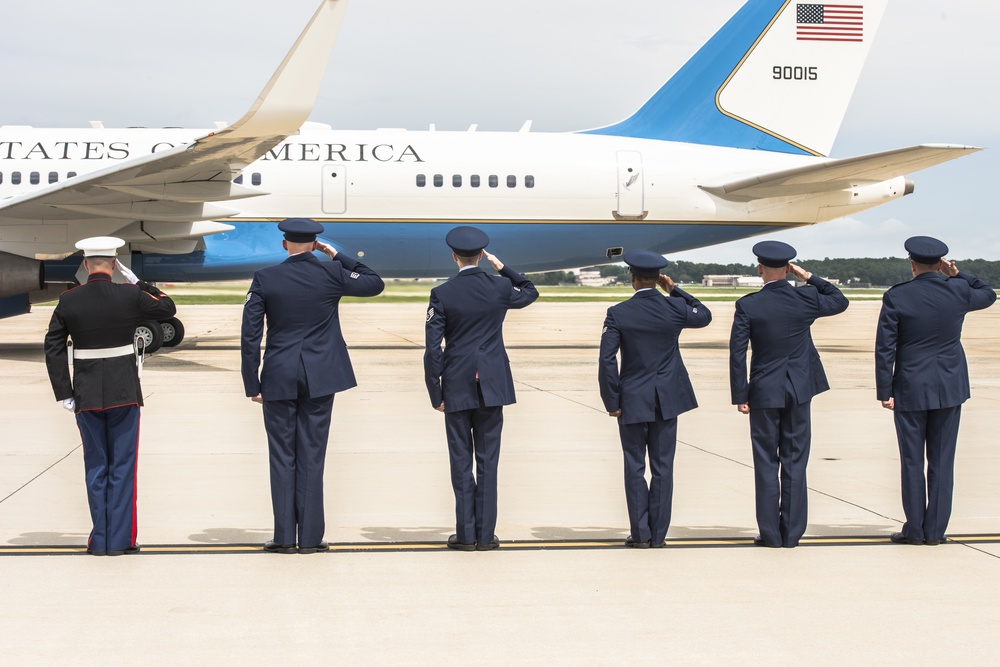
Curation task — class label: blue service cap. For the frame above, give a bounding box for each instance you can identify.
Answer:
[753,240,796,268]
[278,218,324,243]
[446,226,489,256]
[904,236,948,265]
[623,249,668,279]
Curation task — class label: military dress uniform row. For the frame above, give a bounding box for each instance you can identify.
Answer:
[46,229,995,555]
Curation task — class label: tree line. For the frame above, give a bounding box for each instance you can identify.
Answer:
[528,258,1000,287]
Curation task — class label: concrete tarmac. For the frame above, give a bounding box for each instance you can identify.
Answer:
[1,299,999,664]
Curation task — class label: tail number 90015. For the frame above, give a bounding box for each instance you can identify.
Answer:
[773,66,818,81]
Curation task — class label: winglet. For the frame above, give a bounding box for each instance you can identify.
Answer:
[214,0,348,140]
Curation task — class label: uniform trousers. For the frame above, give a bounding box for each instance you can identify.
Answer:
[618,417,678,544]
[76,405,140,552]
[262,389,334,548]
[749,384,811,547]
[444,394,503,546]
[893,405,961,542]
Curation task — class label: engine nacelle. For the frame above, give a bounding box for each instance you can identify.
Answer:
[0,251,43,298]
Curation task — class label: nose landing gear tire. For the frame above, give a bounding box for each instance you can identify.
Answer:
[160,317,185,347]
[135,320,164,355]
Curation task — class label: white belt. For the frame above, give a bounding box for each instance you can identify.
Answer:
[72,344,135,360]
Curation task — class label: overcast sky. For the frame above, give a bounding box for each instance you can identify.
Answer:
[1,1,995,263]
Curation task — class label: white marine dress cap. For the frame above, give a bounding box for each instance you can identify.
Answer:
[75,236,126,257]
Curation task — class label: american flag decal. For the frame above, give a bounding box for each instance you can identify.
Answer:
[796,4,864,42]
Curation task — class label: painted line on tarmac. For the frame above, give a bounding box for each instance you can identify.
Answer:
[1,534,998,556]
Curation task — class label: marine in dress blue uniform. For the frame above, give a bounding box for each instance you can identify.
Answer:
[729,241,849,548]
[875,236,996,546]
[44,237,176,556]
[599,250,712,548]
[424,227,538,551]
[241,218,384,554]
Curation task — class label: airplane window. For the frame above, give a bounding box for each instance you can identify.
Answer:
[433,174,443,187]
[489,175,498,188]
[234,175,244,185]
[67,171,77,178]
[416,174,426,187]
[30,172,40,185]
[453,175,462,187]
[471,175,480,188]
[49,172,59,184]
[525,175,535,188]
[506,175,516,188]
[12,172,21,185]
[251,173,262,186]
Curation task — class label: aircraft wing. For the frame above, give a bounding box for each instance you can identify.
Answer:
[0,0,347,259]
[700,145,982,201]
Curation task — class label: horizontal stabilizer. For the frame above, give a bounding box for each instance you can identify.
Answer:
[700,145,982,200]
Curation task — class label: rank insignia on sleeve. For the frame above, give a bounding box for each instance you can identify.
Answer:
[245,292,252,304]
[602,326,608,334]
[350,272,360,279]
[426,307,435,322]
[693,307,698,313]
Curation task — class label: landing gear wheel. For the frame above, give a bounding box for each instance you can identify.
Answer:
[160,317,185,347]
[135,320,164,355]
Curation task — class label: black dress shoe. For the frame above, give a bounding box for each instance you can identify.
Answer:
[624,535,651,549]
[890,532,922,545]
[86,548,107,556]
[651,541,666,549]
[263,540,297,554]
[447,534,476,551]
[753,535,781,548]
[125,544,141,555]
[298,540,329,554]
[924,537,945,546]
[476,536,500,551]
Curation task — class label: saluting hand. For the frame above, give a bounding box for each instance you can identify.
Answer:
[941,259,959,277]
[482,250,504,271]
[657,274,675,293]
[788,263,811,282]
[314,241,338,260]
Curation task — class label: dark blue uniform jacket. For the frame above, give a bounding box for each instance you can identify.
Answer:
[599,287,712,424]
[424,265,538,413]
[241,252,384,401]
[875,271,996,410]
[730,275,849,409]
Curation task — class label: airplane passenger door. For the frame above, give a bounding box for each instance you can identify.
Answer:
[322,165,347,214]
[615,151,646,220]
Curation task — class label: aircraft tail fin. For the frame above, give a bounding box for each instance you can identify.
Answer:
[584,0,888,156]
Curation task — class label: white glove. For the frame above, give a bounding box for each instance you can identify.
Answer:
[116,260,140,285]
[61,398,76,412]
